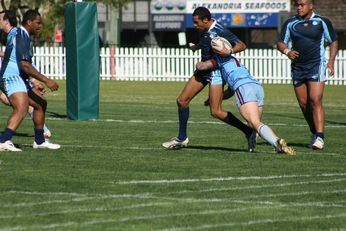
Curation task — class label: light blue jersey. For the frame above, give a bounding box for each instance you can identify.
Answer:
[211,56,263,107]
[0,27,32,96]
[213,56,260,91]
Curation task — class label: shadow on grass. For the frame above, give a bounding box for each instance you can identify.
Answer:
[186,145,245,152]
[47,111,67,119]
[256,140,308,149]
[13,132,32,138]
[270,112,346,126]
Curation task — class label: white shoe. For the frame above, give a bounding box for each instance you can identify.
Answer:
[247,130,257,152]
[276,139,296,156]
[0,140,22,152]
[44,130,52,142]
[162,137,189,149]
[33,141,61,150]
[312,137,324,150]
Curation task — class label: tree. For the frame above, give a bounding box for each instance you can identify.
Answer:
[0,0,133,44]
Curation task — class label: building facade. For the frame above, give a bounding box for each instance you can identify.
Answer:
[98,0,346,49]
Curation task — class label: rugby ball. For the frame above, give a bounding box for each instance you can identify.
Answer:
[211,36,232,51]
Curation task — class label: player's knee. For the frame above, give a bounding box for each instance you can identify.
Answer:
[29,93,47,112]
[35,99,47,112]
[297,101,307,110]
[248,120,259,130]
[309,96,323,108]
[176,97,188,108]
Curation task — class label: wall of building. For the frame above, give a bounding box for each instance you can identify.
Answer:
[309,0,346,48]
[99,0,346,49]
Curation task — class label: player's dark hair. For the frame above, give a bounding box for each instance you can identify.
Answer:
[22,9,40,25]
[192,7,211,21]
[295,0,314,4]
[0,29,7,45]
[0,10,18,27]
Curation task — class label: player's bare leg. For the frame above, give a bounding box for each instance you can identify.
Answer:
[28,90,60,150]
[162,75,206,149]
[209,84,255,152]
[0,92,28,152]
[294,83,317,147]
[239,102,296,155]
[308,81,325,149]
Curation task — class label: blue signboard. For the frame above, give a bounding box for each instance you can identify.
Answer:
[152,14,186,31]
[246,13,278,27]
[185,13,278,28]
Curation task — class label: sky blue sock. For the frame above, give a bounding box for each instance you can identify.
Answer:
[178,107,189,141]
[0,128,14,143]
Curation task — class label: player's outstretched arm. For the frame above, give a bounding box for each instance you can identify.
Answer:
[188,42,200,52]
[231,40,246,54]
[19,61,59,91]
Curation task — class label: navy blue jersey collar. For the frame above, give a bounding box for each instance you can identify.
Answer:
[20,26,29,36]
[297,11,316,20]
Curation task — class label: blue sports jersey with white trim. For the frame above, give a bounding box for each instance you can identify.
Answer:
[279,13,337,65]
[200,20,241,62]
[194,20,241,82]
[0,27,33,80]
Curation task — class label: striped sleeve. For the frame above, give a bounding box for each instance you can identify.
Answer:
[321,17,337,43]
[279,19,292,44]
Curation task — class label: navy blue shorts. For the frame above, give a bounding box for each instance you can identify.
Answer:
[291,61,326,87]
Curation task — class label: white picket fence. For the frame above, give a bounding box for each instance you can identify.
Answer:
[32,46,346,85]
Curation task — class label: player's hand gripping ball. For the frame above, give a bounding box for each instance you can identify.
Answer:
[211,36,232,52]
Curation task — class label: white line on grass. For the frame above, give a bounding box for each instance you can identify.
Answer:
[1,198,344,221]
[1,178,345,208]
[17,143,346,157]
[155,213,346,231]
[114,172,346,185]
[0,202,172,219]
[1,207,346,231]
[19,116,346,128]
[19,143,346,156]
[0,193,158,208]
[163,178,346,195]
[157,189,346,204]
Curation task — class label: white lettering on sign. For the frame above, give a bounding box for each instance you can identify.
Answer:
[154,22,182,29]
[153,15,185,21]
[187,0,290,13]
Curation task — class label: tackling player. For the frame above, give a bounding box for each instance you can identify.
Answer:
[196,45,296,155]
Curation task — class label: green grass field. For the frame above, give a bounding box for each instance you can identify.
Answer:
[0,81,345,231]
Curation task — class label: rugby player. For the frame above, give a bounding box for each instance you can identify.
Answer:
[277,0,338,150]
[162,7,256,151]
